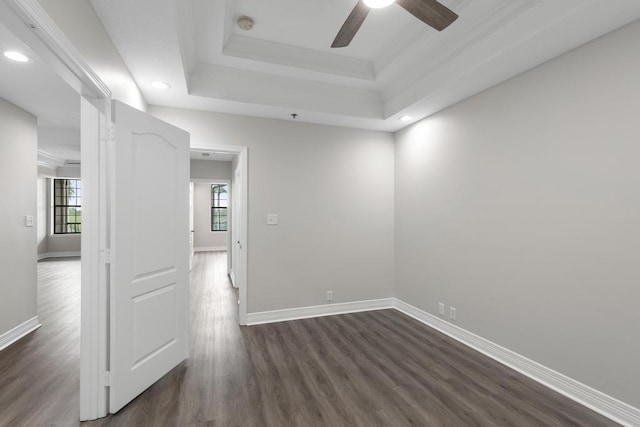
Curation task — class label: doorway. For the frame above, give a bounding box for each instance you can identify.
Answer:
[0,4,87,425]
[0,0,110,420]
[190,148,247,324]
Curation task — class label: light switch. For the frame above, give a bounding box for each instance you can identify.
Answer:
[25,215,34,227]
[267,214,278,225]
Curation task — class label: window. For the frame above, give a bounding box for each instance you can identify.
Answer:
[53,179,82,234]
[211,184,228,231]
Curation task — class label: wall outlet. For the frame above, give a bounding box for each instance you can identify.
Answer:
[438,302,445,316]
[326,291,333,302]
[267,214,278,225]
[449,307,457,321]
[25,215,34,227]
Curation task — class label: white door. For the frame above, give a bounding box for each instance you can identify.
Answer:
[189,182,194,271]
[109,101,190,413]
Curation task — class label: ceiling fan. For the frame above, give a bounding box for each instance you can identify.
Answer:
[331,0,458,48]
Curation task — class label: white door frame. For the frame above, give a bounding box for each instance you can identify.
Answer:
[190,146,248,326]
[1,0,111,420]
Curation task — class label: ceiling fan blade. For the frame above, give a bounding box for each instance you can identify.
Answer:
[331,0,370,48]
[396,0,458,31]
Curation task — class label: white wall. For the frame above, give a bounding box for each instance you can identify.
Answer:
[0,98,38,336]
[38,126,80,161]
[150,106,395,313]
[193,182,228,250]
[37,0,147,111]
[394,20,640,409]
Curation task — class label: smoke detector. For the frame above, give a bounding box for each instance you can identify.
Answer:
[237,16,254,31]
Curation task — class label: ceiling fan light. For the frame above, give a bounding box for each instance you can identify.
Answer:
[364,0,395,9]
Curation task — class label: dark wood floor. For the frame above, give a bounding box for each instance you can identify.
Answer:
[0,253,618,426]
[0,257,81,426]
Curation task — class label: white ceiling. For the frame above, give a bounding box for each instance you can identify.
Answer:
[0,21,80,165]
[0,22,79,130]
[52,1,640,131]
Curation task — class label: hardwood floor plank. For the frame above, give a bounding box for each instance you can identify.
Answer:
[0,253,621,426]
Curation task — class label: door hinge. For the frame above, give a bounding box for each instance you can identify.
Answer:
[100,123,115,144]
[104,371,113,387]
[100,248,112,264]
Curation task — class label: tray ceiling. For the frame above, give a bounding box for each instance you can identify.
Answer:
[90,0,640,131]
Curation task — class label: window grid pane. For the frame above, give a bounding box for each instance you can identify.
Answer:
[211,184,228,231]
[53,179,82,234]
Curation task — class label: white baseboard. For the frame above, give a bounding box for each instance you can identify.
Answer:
[0,316,41,351]
[393,299,640,427]
[247,298,395,326]
[38,251,81,260]
[194,246,227,252]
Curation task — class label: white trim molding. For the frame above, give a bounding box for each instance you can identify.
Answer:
[393,299,640,427]
[247,298,395,326]
[0,316,41,351]
[229,270,237,288]
[37,251,81,260]
[194,246,227,252]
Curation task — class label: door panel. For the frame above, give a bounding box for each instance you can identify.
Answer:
[109,101,190,413]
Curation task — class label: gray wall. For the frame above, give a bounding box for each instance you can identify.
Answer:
[190,159,231,180]
[0,98,38,336]
[151,106,395,313]
[193,182,228,250]
[394,20,640,408]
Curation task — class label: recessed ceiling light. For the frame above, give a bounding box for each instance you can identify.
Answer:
[3,50,31,63]
[151,80,171,90]
[399,115,412,122]
[364,0,395,8]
